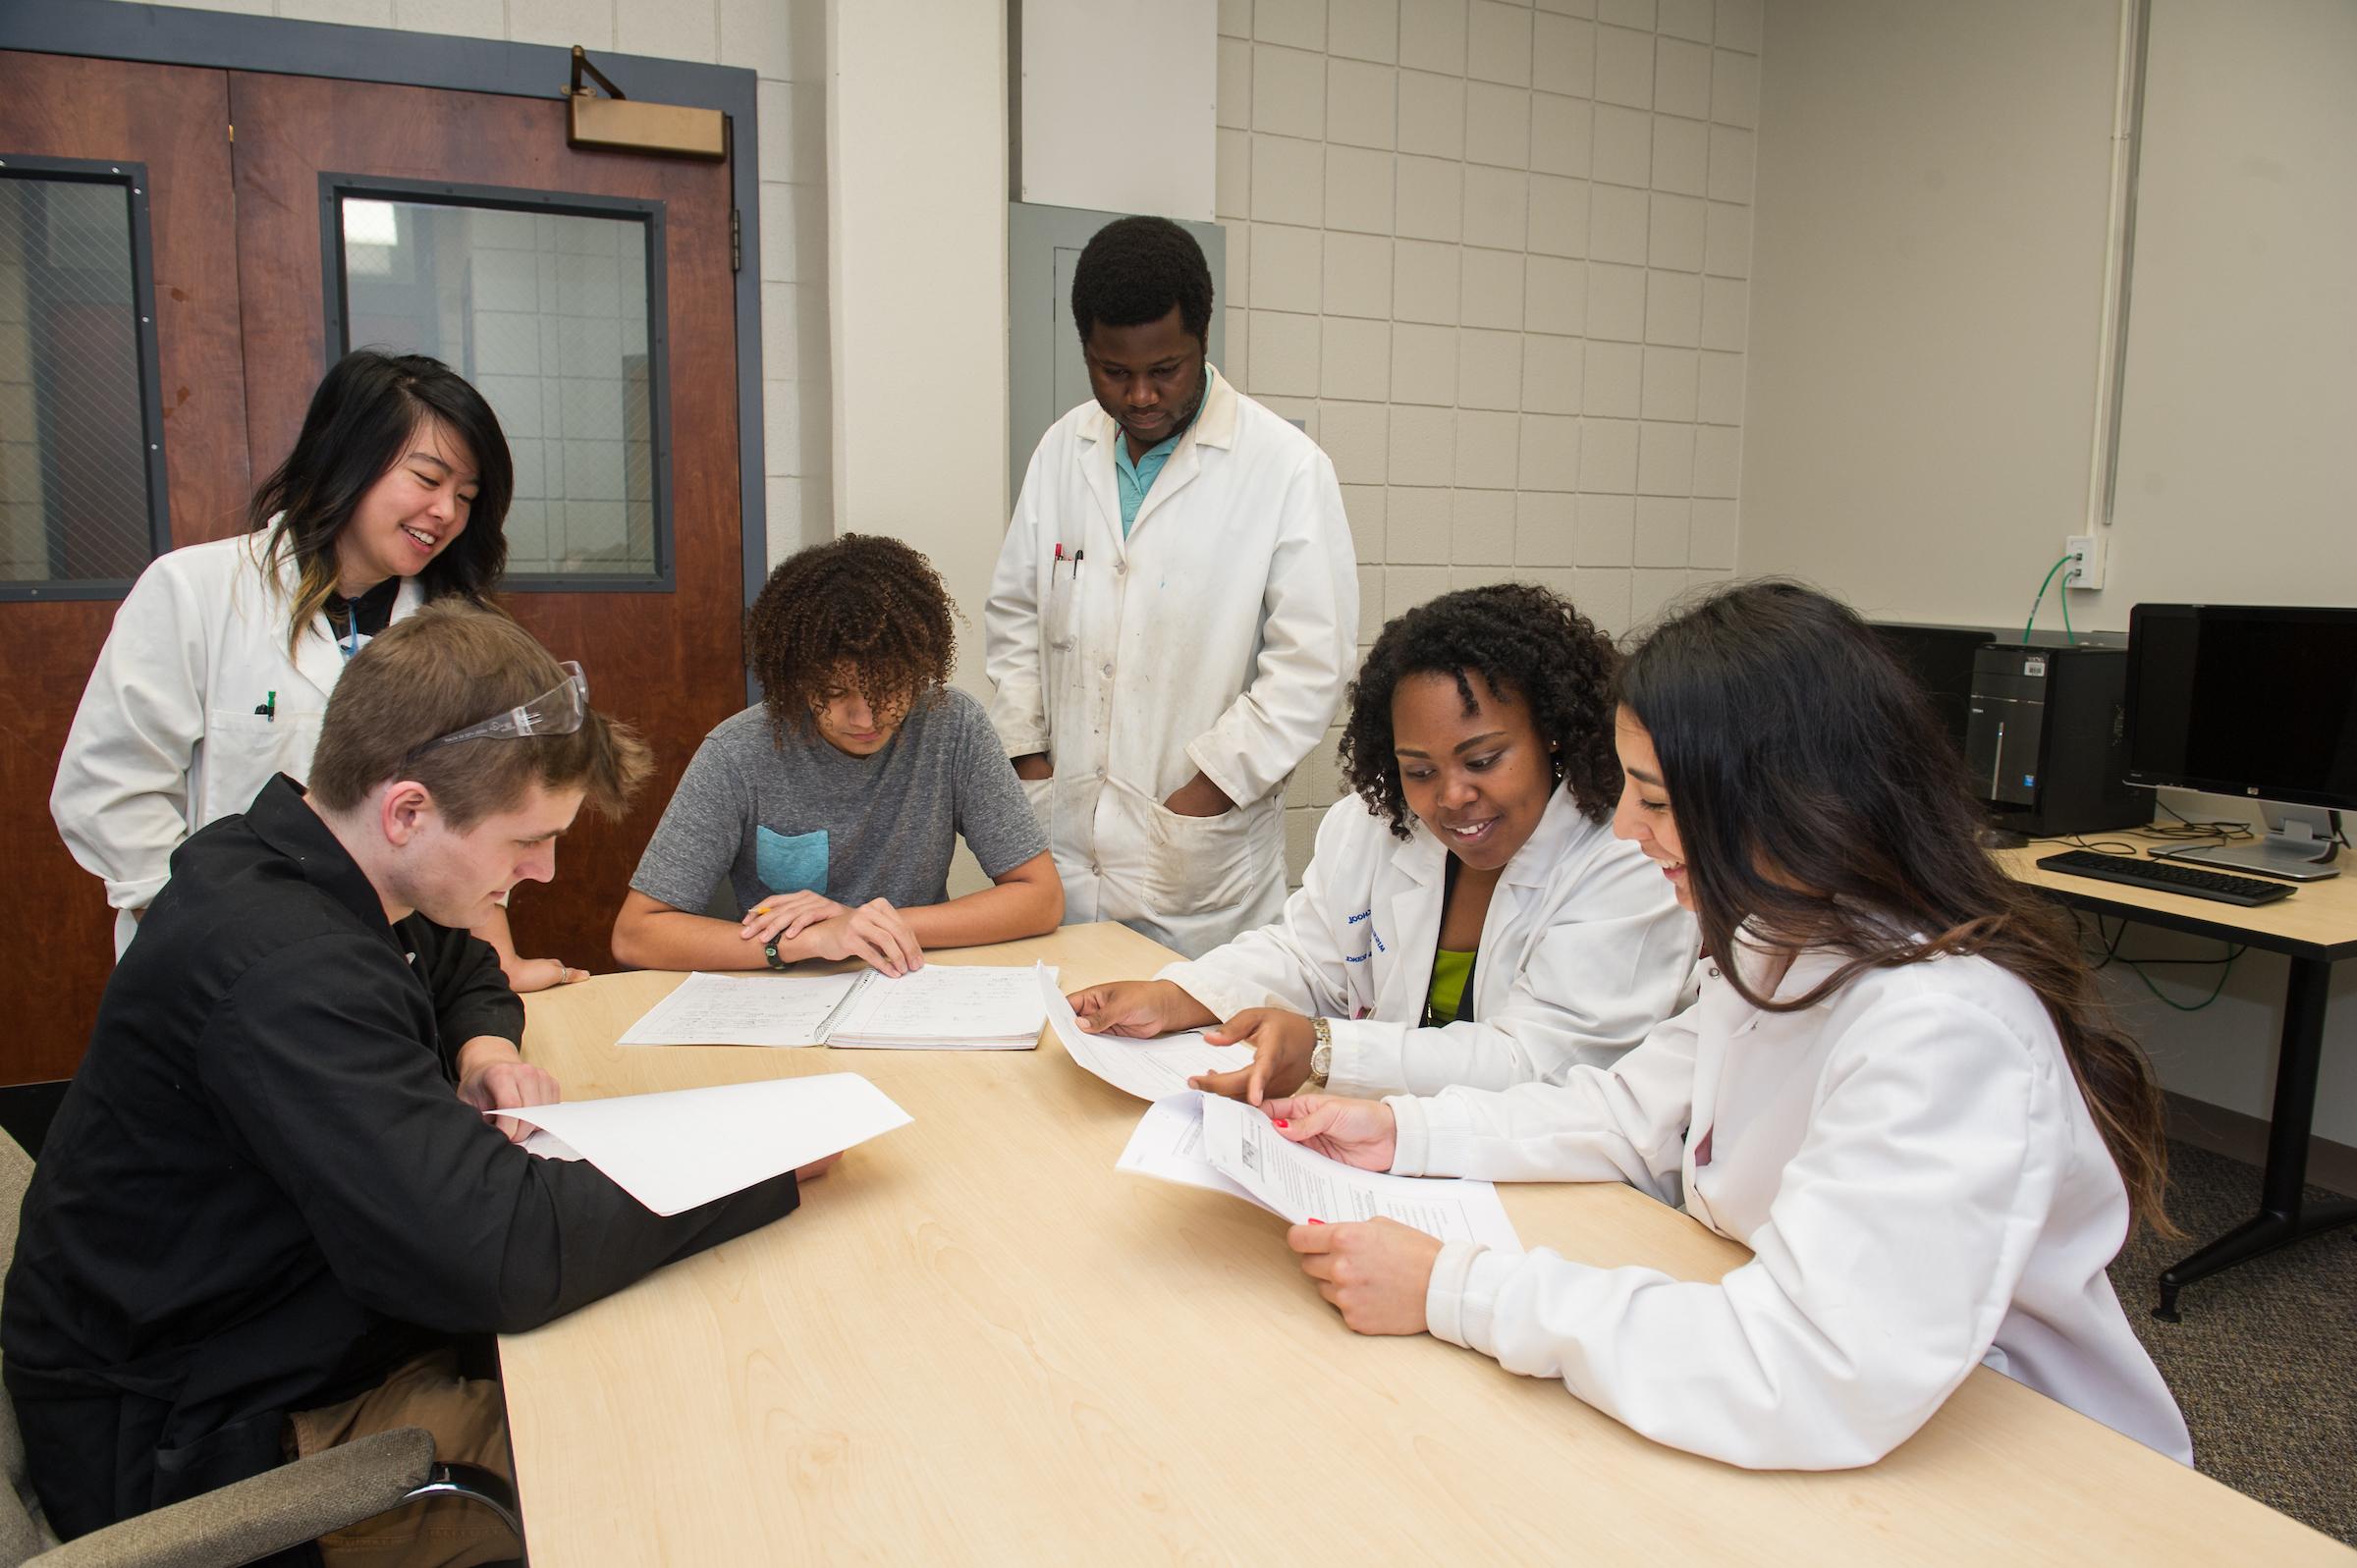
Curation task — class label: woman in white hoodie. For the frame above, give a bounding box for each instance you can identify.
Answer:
[1067,583,1696,1103]
[1264,580,2191,1470]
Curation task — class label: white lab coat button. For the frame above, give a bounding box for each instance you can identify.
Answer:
[1115,561,1127,576]
[1101,662,1115,676]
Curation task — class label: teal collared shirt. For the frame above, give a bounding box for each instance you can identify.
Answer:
[1113,429,1181,537]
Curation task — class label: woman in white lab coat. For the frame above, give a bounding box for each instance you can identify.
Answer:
[52,350,570,988]
[1261,581,2191,1469]
[1066,583,1696,1103]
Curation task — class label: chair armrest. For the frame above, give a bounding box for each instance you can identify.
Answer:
[32,1427,435,1568]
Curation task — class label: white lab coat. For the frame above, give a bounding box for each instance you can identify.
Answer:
[1156,791,1696,1095]
[51,528,425,952]
[984,367,1357,958]
[1393,934,2193,1470]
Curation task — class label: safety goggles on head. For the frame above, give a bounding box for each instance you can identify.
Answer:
[425,661,588,749]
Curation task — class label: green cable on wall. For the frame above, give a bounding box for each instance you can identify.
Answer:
[2023,553,2080,645]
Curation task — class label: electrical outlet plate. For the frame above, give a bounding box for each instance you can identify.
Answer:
[2063,532,2107,590]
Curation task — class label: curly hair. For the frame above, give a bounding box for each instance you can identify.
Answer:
[745,534,959,743]
[1070,215,1215,344]
[1338,582,1621,838]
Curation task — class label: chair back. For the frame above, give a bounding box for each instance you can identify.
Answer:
[0,1131,57,1563]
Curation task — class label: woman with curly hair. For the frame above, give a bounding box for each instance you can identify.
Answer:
[1064,582,1695,1103]
[1261,581,2189,1470]
[611,534,1062,975]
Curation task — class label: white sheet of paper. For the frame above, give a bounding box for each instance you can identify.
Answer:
[1115,1092,1261,1208]
[496,1073,911,1216]
[1038,968,1256,1099]
[616,971,862,1048]
[824,963,1055,1048]
[1197,1093,1522,1250]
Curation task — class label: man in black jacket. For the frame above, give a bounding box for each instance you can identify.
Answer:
[5,604,822,1564]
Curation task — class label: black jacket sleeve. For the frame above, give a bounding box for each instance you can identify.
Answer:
[398,914,525,1078]
[196,933,800,1334]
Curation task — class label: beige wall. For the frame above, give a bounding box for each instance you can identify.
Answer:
[1738,0,2357,1144]
[1738,0,2119,626]
[111,0,833,568]
[824,0,1008,696]
[1217,0,1762,876]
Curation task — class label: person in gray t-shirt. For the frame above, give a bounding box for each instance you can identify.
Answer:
[612,536,1061,975]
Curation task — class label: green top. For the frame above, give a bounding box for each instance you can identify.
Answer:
[1427,947,1477,1027]
[1113,428,1181,537]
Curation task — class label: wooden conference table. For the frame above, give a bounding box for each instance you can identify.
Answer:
[1996,843,2357,1318]
[504,923,2350,1564]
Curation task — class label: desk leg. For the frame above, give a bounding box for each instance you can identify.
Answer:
[2155,956,2357,1320]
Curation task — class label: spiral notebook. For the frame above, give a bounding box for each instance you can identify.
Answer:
[620,962,1057,1051]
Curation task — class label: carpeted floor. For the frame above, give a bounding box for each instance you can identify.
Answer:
[2108,1140,2356,1545]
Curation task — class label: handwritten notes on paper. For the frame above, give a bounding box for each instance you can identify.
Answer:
[618,972,862,1048]
[616,965,1056,1051]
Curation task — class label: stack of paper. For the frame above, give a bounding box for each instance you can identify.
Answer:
[501,1073,912,1215]
[617,964,1057,1051]
[1118,1091,1522,1250]
[823,963,1056,1050]
[618,971,861,1048]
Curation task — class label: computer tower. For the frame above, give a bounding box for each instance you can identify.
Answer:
[1964,644,2145,837]
[1871,621,2126,765]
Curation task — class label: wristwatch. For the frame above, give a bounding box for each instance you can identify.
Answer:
[1305,1016,1334,1090]
[763,939,788,971]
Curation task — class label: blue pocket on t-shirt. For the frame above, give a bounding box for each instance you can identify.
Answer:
[755,827,830,896]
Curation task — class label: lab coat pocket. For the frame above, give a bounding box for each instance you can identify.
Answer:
[1020,773,1054,835]
[196,708,320,824]
[1140,789,1266,917]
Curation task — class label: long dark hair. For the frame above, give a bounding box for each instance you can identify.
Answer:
[1618,580,2172,1236]
[1338,582,1622,838]
[249,350,513,653]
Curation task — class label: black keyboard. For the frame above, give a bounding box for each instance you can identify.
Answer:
[2035,849,2294,907]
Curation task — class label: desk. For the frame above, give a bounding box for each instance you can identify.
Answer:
[504,924,2349,1564]
[1997,846,2357,1318]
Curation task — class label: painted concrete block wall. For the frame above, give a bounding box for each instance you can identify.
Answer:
[1217,0,1758,879]
[112,0,833,568]
[1737,0,2357,1146]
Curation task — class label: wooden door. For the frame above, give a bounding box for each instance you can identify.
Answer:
[226,73,745,980]
[0,53,250,1083]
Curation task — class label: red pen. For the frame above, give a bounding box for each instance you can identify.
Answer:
[1053,543,1067,575]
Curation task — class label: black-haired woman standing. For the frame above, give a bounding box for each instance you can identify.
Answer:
[1264,580,2190,1469]
[53,350,569,987]
[1068,583,1696,1103]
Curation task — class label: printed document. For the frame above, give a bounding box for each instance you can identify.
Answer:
[618,971,862,1048]
[1040,968,1255,1099]
[1115,1092,1258,1205]
[1122,1092,1518,1248]
[504,1073,911,1216]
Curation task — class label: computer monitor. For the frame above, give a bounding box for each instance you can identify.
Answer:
[2124,603,2357,879]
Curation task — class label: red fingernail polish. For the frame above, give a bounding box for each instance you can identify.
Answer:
[1273,1118,1289,1128]
[1307,1217,1325,1224]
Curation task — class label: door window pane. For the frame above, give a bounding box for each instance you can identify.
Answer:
[336,195,662,581]
[0,167,161,592]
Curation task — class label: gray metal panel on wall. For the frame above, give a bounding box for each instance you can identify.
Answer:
[1007,202,1225,513]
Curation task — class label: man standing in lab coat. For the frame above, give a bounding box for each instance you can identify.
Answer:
[986,216,1357,958]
